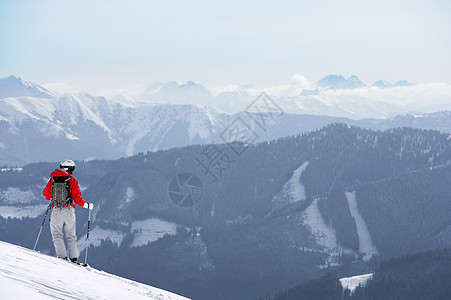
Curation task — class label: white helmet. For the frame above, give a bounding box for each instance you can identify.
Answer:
[60,160,76,173]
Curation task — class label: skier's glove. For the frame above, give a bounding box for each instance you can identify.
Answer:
[83,202,94,210]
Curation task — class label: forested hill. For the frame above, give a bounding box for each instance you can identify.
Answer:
[270,248,451,300]
[1,124,451,300]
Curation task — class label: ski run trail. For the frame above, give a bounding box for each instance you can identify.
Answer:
[345,191,378,261]
[0,241,190,300]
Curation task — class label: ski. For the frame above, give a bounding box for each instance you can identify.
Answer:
[58,257,90,268]
[70,260,89,268]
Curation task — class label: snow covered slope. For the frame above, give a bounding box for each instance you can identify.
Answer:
[0,241,190,300]
[345,191,378,261]
[0,75,54,99]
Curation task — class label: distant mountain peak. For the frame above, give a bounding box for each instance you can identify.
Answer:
[371,79,414,88]
[394,80,414,87]
[140,80,212,105]
[371,80,393,88]
[317,74,365,90]
[0,75,54,99]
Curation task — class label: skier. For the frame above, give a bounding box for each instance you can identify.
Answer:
[43,160,94,263]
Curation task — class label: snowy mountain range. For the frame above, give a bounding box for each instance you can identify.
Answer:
[1,75,451,166]
[115,73,448,118]
[0,241,189,300]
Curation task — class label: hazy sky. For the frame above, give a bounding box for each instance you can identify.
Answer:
[1,0,450,94]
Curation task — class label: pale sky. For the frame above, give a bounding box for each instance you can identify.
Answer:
[1,0,450,94]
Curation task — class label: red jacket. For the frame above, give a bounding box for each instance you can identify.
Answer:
[43,169,86,208]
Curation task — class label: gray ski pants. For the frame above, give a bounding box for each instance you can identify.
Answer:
[50,206,79,259]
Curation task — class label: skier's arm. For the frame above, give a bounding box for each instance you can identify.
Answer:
[43,179,53,200]
[70,177,86,206]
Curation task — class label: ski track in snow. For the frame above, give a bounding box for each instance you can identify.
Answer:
[0,241,190,300]
[345,191,378,261]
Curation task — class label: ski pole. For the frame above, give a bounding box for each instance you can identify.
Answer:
[33,203,51,251]
[84,208,91,266]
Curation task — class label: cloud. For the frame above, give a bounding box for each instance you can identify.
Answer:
[42,82,77,95]
[304,82,451,118]
[264,74,314,97]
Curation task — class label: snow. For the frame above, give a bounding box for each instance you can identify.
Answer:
[0,167,23,172]
[59,94,115,140]
[271,161,309,211]
[140,81,213,106]
[186,106,214,143]
[303,198,340,252]
[0,187,37,204]
[118,187,136,208]
[0,240,190,300]
[340,273,374,293]
[0,205,49,219]
[2,96,55,122]
[125,187,135,203]
[345,191,378,261]
[130,218,178,247]
[78,227,125,251]
[287,161,309,202]
[302,198,352,266]
[65,133,80,140]
[0,75,54,99]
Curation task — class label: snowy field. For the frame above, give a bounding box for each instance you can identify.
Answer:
[0,241,190,300]
[130,217,178,247]
[340,273,374,293]
[0,204,49,219]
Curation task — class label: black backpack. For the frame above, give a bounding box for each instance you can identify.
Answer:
[51,177,72,208]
